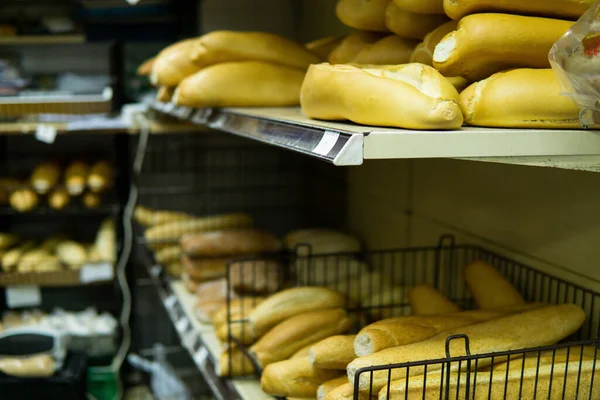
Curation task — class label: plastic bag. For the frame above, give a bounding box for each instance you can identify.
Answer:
[550,0,600,127]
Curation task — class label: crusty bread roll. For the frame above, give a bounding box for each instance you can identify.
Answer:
[64,161,88,195]
[433,13,573,81]
[301,63,463,130]
[309,335,356,370]
[180,229,281,257]
[443,0,595,21]
[464,260,526,309]
[30,161,60,194]
[182,255,227,282]
[385,2,449,40]
[137,57,155,76]
[88,161,113,193]
[10,189,39,212]
[248,287,347,338]
[156,86,174,103]
[190,31,320,70]
[261,357,343,398]
[250,308,351,367]
[134,206,194,228]
[151,39,202,87]
[48,188,70,210]
[351,35,418,65]
[460,68,581,129]
[306,36,344,60]
[328,32,384,64]
[56,240,87,268]
[318,376,349,400]
[409,284,460,315]
[144,213,252,243]
[392,0,444,14]
[174,61,305,108]
[348,304,586,394]
[410,20,458,65]
[336,0,389,32]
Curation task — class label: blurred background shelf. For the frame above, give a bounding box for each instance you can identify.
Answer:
[0,34,85,45]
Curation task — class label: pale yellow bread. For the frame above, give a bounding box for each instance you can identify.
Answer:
[385,2,449,40]
[464,260,526,309]
[409,20,458,65]
[156,86,174,103]
[137,57,155,76]
[351,35,418,65]
[328,32,384,64]
[174,61,305,108]
[460,69,581,129]
[151,39,202,87]
[306,36,344,60]
[318,377,349,400]
[393,0,445,14]
[309,335,356,370]
[409,284,460,315]
[336,0,390,32]
[433,13,573,81]
[325,383,372,400]
[301,63,463,130]
[444,0,596,20]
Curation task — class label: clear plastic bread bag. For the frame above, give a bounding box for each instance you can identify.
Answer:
[550,0,600,127]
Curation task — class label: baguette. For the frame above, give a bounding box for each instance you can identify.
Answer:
[443,0,595,21]
[433,13,573,81]
[190,31,320,70]
[144,213,252,243]
[392,0,444,14]
[217,320,255,345]
[217,346,255,376]
[336,0,389,32]
[306,36,344,60]
[250,308,351,367]
[182,255,227,282]
[385,3,449,40]
[410,20,458,65]
[248,287,347,338]
[137,57,154,76]
[56,241,87,268]
[229,259,279,294]
[88,161,112,193]
[310,335,356,370]
[64,161,88,195]
[134,206,194,228]
[261,357,343,398]
[348,304,586,394]
[465,260,525,309]
[48,188,70,210]
[154,245,181,264]
[328,32,384,64]
[285,229,361,255]
[9,189,38,212]
[460,68,581,129]
[301,63,463,130]
[174,61,305,108]
[30,161,60,194]
[212,297,263,327]
[318,376,349,400]
[292,343,316,360]
[409,284,460,315]
[180,229,281,257]
[151,39,202,87]
[156,86,174,103]
[351,35,418,65]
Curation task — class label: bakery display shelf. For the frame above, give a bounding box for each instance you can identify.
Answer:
[0,262,114,287]
[0,203,120,216]
[0,34,85,45]
[150,101,600,171]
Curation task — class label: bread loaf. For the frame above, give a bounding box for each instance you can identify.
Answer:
[433,13,573,81]
[409,284,460,315]
[2,241,35,272]
[301,63,463,130]
[217,346,255,376]
[137,57,155,76]
[318,377,349,400]
[325,382,371,400]
[410,20,458,65]
[64,161,88,195]
[193,279,230,322]
[460,68,581,128]
[88,161,112,193]
[154,246,181,264]
[56,241,87,268]
[182,255,227,282]
[174,61,305,108]
[144,213,252,243]
[30,161,60,195]
[180,229,281,257]
[229,259,279,294]
[248,287,347,338]
[310,335,356,370]
[292,343,316,359]
[134,206,194,228]
[443,0,595,21]
[348,304,586,394]
[385,3,449,40]
[465,260,526,309]
[306,36,344,60]
[217,320,256,345]
[211,296,261,326]
[285,230,361,255]
[151,39,202,87]
[336,0,389,32]
[328,32,384,64]
[392,0,444,14]
[351,35,418,65]
[261,357,343,398]
[156,86,174,103]
[250,308,351,367]
[190,31,320,70]
[9,189,38,212]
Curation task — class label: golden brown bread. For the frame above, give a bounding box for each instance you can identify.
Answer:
[134,206,194,228]
[301,63,463,130]
[291,343,316,360]
[328,32,384,64]
[156,86,175,103]
[348,304,586,394]
[385,2,449,40]
[325,383,371,400]
[10,189,39,212]
[351,35,418,65]
[151,39,202,87]
[88,161,112,193]
[285,229,361,255]
[392,0,445,14]
[309,335,356,370]
[460,69,582,128]
[30,161,60,194]
[153,245,181,265]
[48,188,70,210]
[211,297,263,327]
[409,20,458,65]
[432,13,573,81]
[464,260,526,309]
[64,161,88,195]
[443,0,595,20]
[137,57,155,76]
[318,376,349,400]
[217,346,255,377]
[174,61,305,108]
[409,284,460,315]
[144,213,252,243]
[180,229,281,257]
[336,0,389,32]
[306,36,344,60]
[182,255,227,282]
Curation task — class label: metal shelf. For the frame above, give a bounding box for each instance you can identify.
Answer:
[149,100,600,171]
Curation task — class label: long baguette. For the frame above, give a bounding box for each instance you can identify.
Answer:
[250,308,351,367]
[385,3,448,40]
[392,0,444,14]
[134,206,194,227]
[180,229,281,257]
[348,304,586,394]
[351,35,418,65]
[336,0,389,32]
[144,213,252,243]
[433,13,573,81]
[306,36,344,60]
[443,0,595,21]
[310,335,356,370]
[137,57,154,76]
[409,284,460,315]
[217,346,255,377]
[328,32,384,64]
[151,39,201,86]
[248,287,346,338]
[465,260,526,309]
[410,20,458,65]
[318,377,349,400]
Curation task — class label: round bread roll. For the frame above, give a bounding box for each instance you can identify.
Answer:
[410,20,458,65]
[459,69,581,128]
[305,36,344,60]
[151,39,202,87]
[385,2,449,40]
[328,32,384,64]
[336,0,390,32]
[392,0,445,14]
[301,63,463,130]
[174,61,305,108]
[443,0,595,21]
[351,35,418,65]
[433,13,573,82]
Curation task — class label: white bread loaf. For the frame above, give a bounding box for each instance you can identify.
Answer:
[465,260,526,309]
[460,68,581,128]
[190,31,320,70]
[180,229,281,257]
[410,20,458,65]
[306,36,344,60]
[250,308,352,367]
[174,61,305,108]
[309,335,356,370]
[301,63,463,130]
[385,2,449,40]
[443,0,595,21]
[261,357,343,398]
[318,377,349,400]
[151,39,202,87]
[433,13,573,81]
[392,0,445,14]
[336,0,389,32]
[328,32,384,64]
[248,287,347,338]
[409,284,460,315]
[348,304,586,394]
[351,35,418,65]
